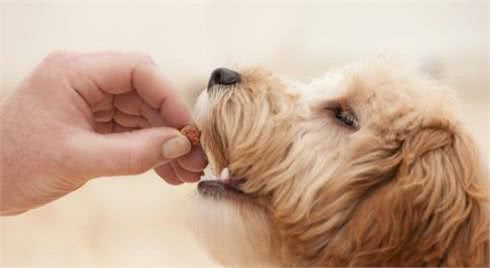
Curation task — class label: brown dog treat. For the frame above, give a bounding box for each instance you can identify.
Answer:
[180,125,201,145]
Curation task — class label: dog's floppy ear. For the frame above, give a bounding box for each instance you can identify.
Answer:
[305,121,489,267]
[393,123,489,266]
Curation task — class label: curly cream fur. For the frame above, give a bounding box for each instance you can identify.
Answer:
[190,62,489,267]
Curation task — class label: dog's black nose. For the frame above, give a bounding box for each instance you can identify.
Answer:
[208,68,240,89]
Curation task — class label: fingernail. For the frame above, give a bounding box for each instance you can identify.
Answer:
[162,135,191,159]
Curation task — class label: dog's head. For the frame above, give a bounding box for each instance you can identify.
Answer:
[190,62,489,266]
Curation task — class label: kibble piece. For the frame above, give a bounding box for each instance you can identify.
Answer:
[180,125,201,145]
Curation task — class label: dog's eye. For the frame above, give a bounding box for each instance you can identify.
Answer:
[333,108,359,129]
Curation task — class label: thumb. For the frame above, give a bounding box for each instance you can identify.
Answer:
[74,127,191,177]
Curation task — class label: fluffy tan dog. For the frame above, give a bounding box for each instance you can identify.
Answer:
[189,61,489,267]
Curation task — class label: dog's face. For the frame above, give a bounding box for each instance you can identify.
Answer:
[190,63,489,266]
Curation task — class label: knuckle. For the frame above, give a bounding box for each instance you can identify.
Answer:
[131,51,154,65]
[40,50,79,72]
[44,50,73,63]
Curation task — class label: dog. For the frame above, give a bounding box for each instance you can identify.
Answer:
[189,60,489,267]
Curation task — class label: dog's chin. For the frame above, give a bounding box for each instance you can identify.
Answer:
[190,183,278,267]
[190,171,277,266]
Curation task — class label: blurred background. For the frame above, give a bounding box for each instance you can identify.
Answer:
[1,1,488,267]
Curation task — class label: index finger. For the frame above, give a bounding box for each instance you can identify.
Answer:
[132,64,192,128]
[71,51,192,128]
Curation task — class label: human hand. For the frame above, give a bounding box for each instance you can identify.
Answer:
[0,51,207,215]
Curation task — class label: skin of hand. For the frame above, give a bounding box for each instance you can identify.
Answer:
[0,51,207,215]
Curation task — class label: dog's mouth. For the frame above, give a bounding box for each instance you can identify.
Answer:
[195,68,249,199]
[197,169,247,199]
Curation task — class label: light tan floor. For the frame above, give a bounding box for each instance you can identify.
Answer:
[1,2,488,267]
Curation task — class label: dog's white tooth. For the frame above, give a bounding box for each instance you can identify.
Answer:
[200,173,216,181]
[220,168,230,180]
